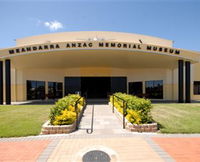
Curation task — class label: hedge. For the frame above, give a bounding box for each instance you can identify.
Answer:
[49,94,85,125]
[110,92,153,124]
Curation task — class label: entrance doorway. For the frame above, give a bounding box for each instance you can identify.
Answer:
[64,77,127,99]
[81,77,110,98]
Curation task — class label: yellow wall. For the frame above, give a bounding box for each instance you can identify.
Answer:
[9,67,178,102]
[9,62,200,102]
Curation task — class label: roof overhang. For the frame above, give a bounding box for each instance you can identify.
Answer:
[0,41,199,69]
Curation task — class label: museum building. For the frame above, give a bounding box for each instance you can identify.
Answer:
[0,31,200,104]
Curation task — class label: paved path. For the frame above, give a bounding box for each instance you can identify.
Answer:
[78,104,127,135]
[0,104,200,162]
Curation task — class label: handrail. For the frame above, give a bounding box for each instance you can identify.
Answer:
[112,94,127,129]
[74,93,87,130]
[74,96,82,130]
[86,104,94,134]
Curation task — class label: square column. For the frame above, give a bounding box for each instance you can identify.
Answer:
[178,60,184,103]
[185,61,191,103]
[5,59,11,105]
[0,61,3,104]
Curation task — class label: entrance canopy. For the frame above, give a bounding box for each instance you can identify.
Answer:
[0,31,199,67]
[0,31,200,104]
[1,48,198,69]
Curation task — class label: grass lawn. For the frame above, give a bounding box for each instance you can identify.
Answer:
[0,105,51,137]
[0,103,200,137]
[151,104,200,133]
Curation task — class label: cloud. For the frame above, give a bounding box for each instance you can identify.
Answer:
[43,20,63,31]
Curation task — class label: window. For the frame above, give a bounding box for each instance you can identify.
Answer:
[48,82,63,99]
[145,80,163,99]
[129,82,143,97]
[194,81,200,95]
[27,80,45,100]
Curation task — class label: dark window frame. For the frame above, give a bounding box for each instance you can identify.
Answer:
[48,82,63,99]
[128,81,143,97]
[193,81,200,95]
[145,80,163,99]
[27,80,45,100]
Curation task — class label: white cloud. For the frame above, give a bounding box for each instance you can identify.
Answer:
[43,20,63,31]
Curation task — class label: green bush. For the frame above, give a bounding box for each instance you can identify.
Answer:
[53,109,77,125]
[110,92,152,124]
[49,94,85,125]
[126,109,141,124]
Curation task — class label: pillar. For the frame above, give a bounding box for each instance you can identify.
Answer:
[185,61,191,103]
[5,59,11,105]
[0,61,3,104]
[178,60,184,103]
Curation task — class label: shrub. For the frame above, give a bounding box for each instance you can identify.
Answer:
[126,109,141,124]
[53,109,76,125]
[110,93,152,124]
[49,94,85,125]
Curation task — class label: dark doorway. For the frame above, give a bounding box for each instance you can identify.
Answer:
[81,77,111,98]
[64,77,81,95]
[129,82,143,97]
[111,77,127,94]
[64,76,127,99]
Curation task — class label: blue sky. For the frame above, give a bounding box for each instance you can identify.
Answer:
[0,0,200,51]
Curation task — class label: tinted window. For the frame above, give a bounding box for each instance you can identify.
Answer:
[129,82,143,97]
[194,81,200,95]
[145,80,163,99]
[48,82,63,99]
[27,80,45,100]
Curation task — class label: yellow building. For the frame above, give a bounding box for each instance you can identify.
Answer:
[0,31,200,104]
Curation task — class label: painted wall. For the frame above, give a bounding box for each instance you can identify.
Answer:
[8,62,200,102]
[9,67,179,102]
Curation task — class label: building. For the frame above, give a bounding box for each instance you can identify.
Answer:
[0,31,200,104]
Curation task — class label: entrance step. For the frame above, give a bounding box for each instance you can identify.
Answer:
[87,99,108,105]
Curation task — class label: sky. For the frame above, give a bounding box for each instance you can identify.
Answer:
[0,0,200,51]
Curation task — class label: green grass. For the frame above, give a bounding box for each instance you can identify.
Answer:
[0,105,51,137]
[151,104,200,133]
[1,103,200,137]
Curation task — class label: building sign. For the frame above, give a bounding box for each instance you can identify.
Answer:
[8,41,180,55]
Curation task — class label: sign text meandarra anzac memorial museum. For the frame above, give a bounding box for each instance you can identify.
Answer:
[8,42,180,55]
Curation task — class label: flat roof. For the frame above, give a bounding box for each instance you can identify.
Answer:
[16,31,173,47]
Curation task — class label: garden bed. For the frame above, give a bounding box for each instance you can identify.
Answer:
[41,94,86,135]
[109,102,157,132]
[41,106,85,134]
[109,93,158,132]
